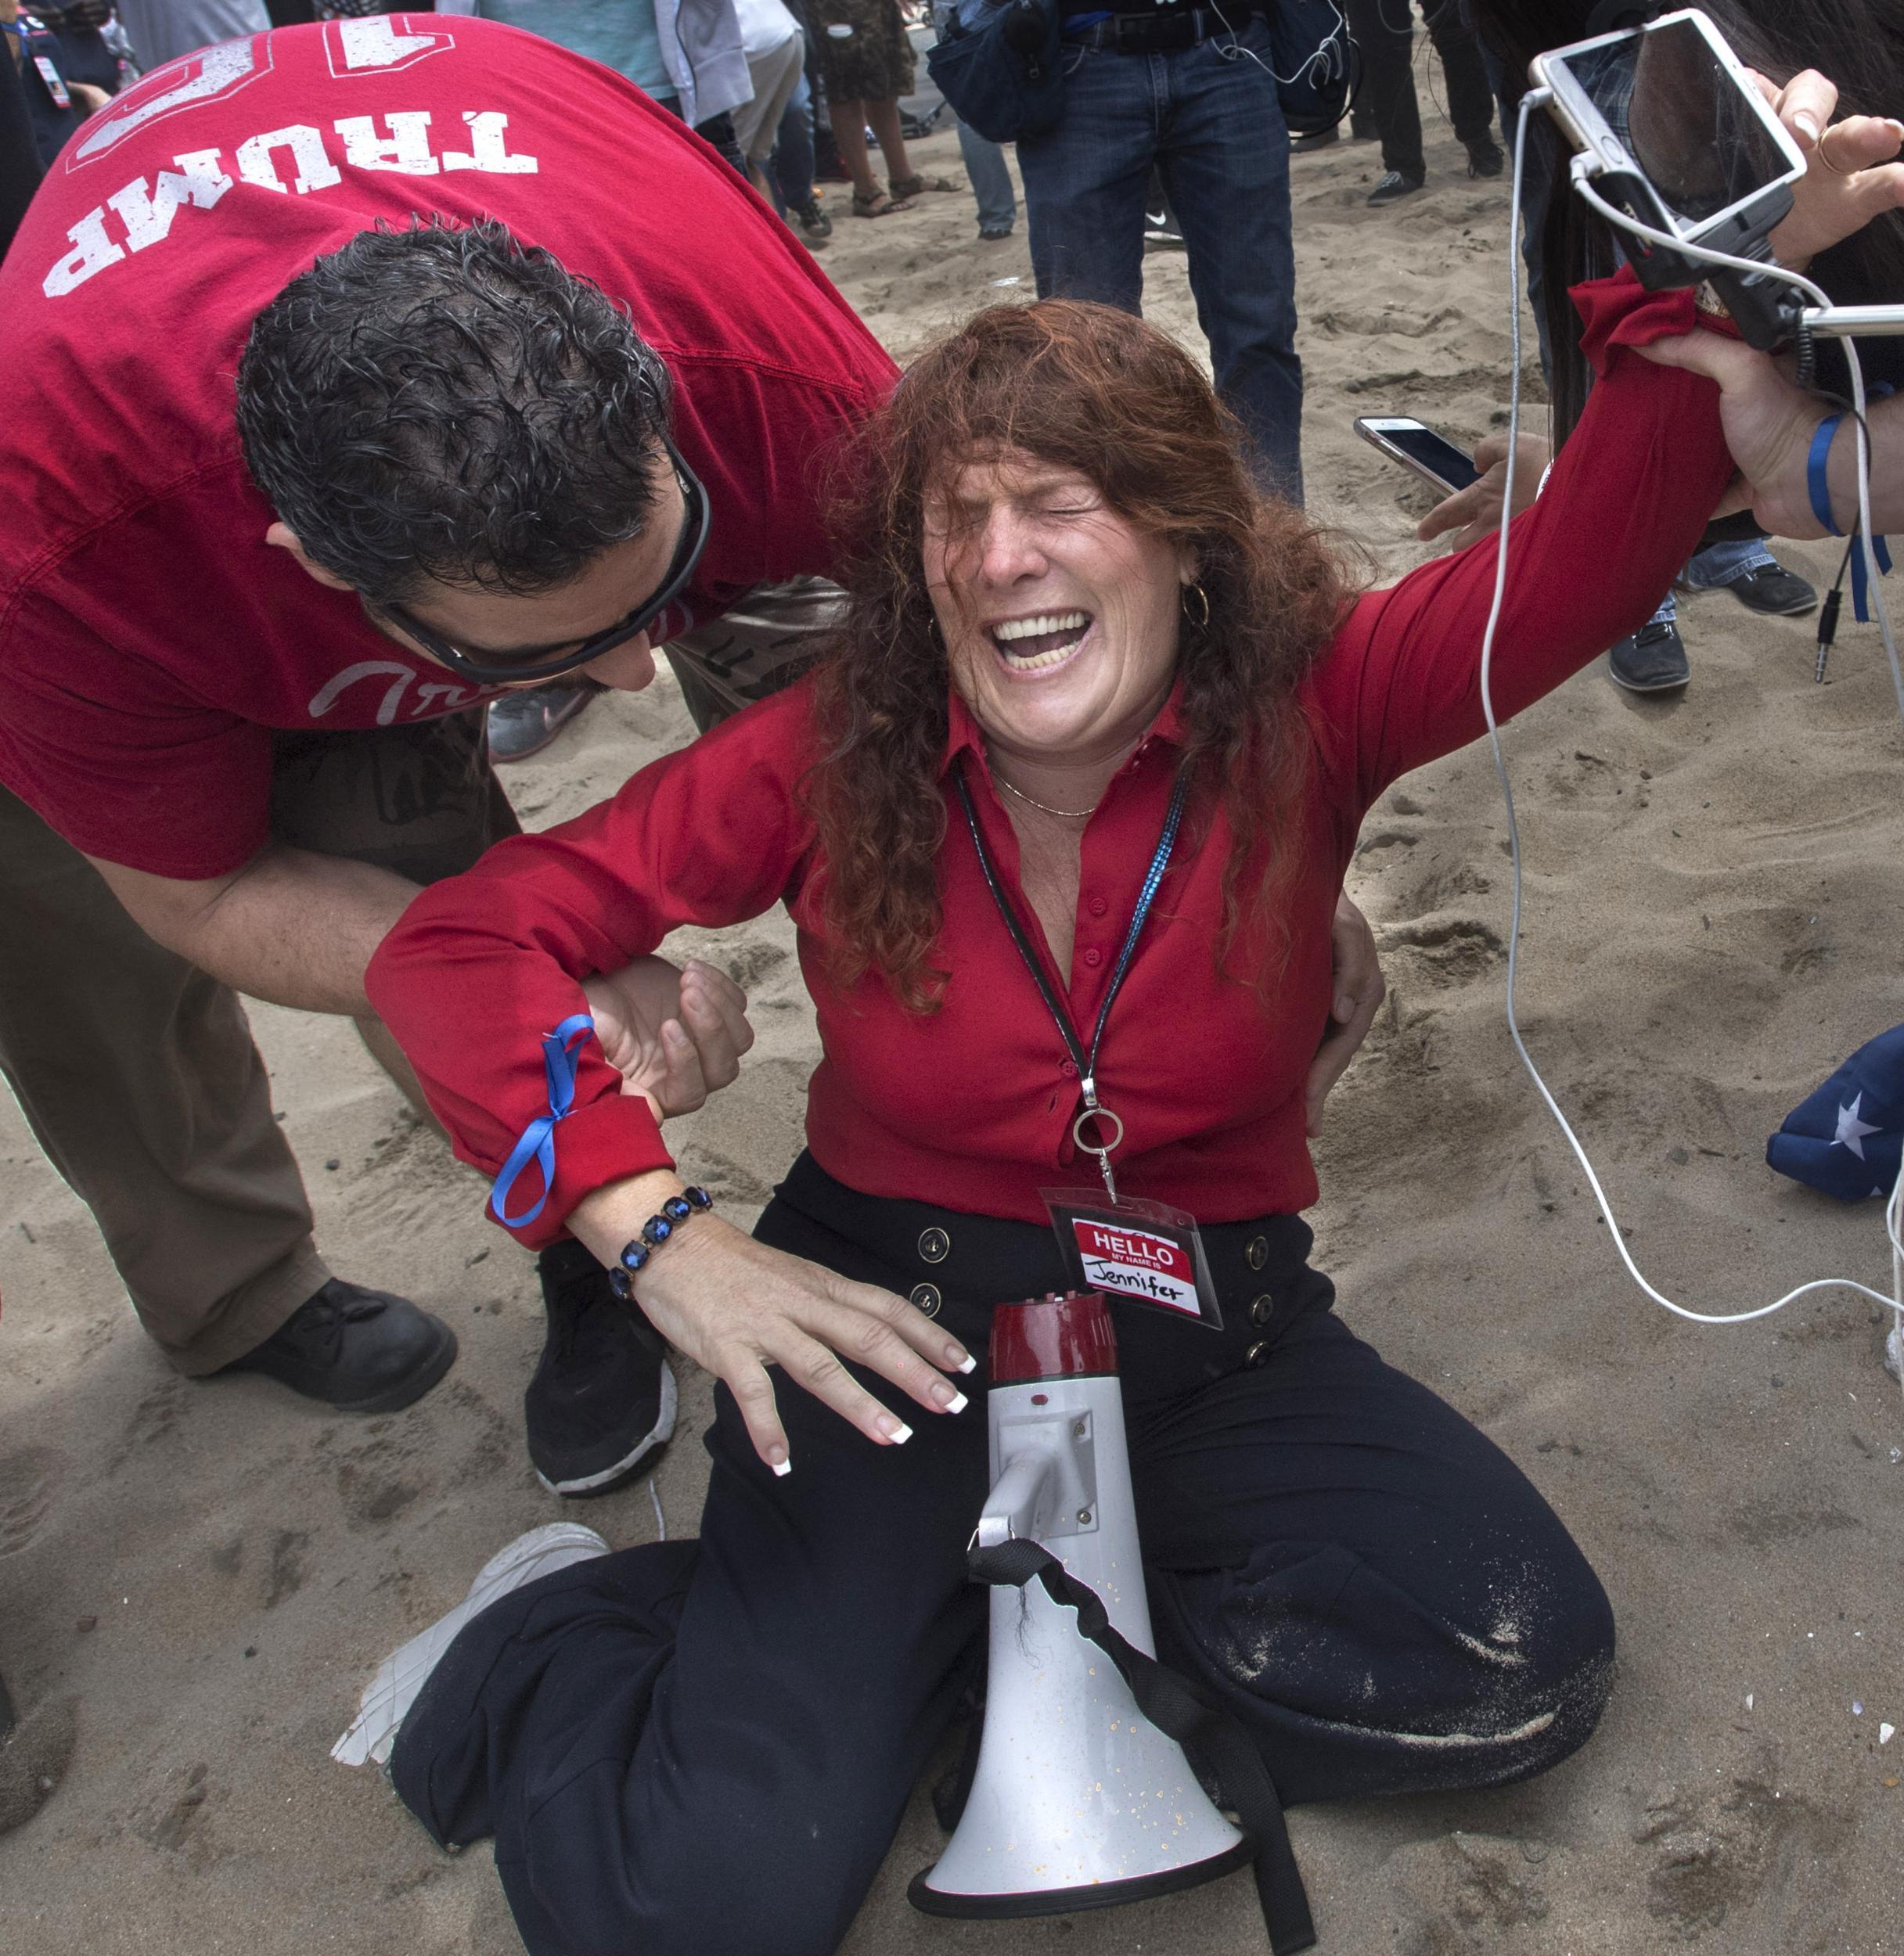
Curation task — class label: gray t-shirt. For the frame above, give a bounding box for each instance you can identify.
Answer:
[114,0,272,69]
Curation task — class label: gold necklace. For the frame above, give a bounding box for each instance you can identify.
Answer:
[992,770,1097,821]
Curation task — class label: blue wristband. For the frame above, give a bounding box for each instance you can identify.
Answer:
[1808,414,1846,536]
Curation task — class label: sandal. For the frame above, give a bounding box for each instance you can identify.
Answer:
[888,173,963,199]
[852,187,905,218]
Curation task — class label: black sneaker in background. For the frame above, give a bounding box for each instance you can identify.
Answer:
[525,1239,677,1498]
[1723,563,1819,617]
[1607,618,1690,692]
[486,681,599,764]
[1367,170,1424,206]
[1466,137,1506,178]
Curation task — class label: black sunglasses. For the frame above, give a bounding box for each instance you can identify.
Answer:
[380,444,711,687]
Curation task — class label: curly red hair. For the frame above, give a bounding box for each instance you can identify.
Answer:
[808,300,1362,1009]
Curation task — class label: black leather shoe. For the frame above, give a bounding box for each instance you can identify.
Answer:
[1466,137,1506,178]
[525,1240,677,1497]
[486,681,599,764]
[220,1279,457,1413]
[1723,563,1819,616]
[1607,618,1690,692]
[1367,170,1424,206]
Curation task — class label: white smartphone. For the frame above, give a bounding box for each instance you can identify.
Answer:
[1529,9,1805,250]
[1353,417,1481,498]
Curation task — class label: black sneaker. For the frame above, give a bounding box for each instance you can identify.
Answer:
[218,1278,458,1413]
[1143,207,1186,251]
[1722,563,1819,617]
[1466,137,1506,178]
[486,681,599,764]
[1607,618,1690,692]
[525,1240,677,1497]
[790,194,833,239]
[1367,170,1424,206]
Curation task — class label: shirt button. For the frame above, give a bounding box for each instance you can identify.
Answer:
[918,1227,951,1264]
[1250,1293,1274,1327]
[910,1282,942,1318]
[1246,1235,1269,1271]
[1060,1059,1078,1077]
[1088,897,1107,918]
[1244,1340,1272,1370]
[1082,947,1103,968]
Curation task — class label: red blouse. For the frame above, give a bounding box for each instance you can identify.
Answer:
[366,275,1734,1247]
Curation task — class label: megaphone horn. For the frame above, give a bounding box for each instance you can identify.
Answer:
[909,1290,1254,1918]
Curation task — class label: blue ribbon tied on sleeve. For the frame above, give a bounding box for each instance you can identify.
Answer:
[489,1013,598,1228]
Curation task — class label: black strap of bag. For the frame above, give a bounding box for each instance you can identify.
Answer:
[968,1536,1317,1955]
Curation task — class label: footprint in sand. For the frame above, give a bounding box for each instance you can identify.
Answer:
[0,1446,62,1558]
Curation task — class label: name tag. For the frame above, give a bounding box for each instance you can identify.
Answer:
[1042,1189,1223,1329]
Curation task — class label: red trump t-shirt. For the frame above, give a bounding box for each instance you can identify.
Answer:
[0,14,894,878]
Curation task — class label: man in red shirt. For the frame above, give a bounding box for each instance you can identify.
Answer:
[0,13,896,1489]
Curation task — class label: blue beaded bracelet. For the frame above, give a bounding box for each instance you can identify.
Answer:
[607,1185,714,1299]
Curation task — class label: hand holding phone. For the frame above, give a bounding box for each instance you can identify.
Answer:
[1414,432,1553,552]
[1353,417,1481,497]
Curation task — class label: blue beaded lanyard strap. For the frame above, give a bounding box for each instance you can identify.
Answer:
[953,760,1189,1202]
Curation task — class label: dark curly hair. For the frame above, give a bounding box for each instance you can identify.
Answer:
[808,300,1362,1011]
[235,218,671,603]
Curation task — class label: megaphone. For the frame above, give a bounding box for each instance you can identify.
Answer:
[909,1290,1254,1918]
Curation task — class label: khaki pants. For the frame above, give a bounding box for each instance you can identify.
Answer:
[0,582,842,1374]
[0,710,515,1375]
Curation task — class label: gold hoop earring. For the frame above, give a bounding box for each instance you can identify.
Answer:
[1182,582,1211,628]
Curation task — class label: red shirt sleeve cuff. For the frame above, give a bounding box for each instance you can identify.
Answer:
[495,1094,676,1251]
[1571,264,1740,377]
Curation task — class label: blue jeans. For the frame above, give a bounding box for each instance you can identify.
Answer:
[1015,17,1304,500]
[773,70,817,210]
[956,116,1017,231]
[1649,537,1776,626]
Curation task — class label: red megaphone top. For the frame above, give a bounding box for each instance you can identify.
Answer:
[989,1290,1119,1384]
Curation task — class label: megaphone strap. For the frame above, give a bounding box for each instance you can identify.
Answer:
[968,1536,1317,1955]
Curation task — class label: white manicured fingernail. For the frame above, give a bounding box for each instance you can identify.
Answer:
[772,1459,792,1478]
[941,1390,968,1415]
[956,1354,977,1375]
[877,1415,913,1444]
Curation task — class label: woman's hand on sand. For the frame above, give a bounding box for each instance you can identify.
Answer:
[569,1175,976,1473]
[1305,891,1385,1137]
[581,956,754,1120]
[1755,69,1904,271]
[1416,433,1550,552]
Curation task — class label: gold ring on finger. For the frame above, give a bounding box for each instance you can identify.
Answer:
[1816,124,1858,177]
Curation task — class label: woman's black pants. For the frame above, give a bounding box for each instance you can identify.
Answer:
[392,1156,1614,1956]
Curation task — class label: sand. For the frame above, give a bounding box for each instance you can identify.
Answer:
[5,84,1904,1956]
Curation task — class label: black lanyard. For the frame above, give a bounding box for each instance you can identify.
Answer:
[954,758,1188,1198]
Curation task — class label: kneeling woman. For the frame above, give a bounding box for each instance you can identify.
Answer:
[362,279,1730,1955]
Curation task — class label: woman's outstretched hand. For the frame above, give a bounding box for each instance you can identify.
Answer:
[1305,891,1385,1136]
[1416,433,1550,552]
[569,1172,976,1474]
[581,956,754,1119]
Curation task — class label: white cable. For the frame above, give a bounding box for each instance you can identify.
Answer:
[1471,91,1904,1329]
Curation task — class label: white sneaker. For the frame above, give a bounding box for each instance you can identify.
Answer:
[331,1523,610,1768]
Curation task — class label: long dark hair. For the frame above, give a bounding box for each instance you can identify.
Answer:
[807,300,1361,1010]
[1470,0,1904,437]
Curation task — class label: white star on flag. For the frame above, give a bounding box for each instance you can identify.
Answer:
[1832,1093,1882,1160]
